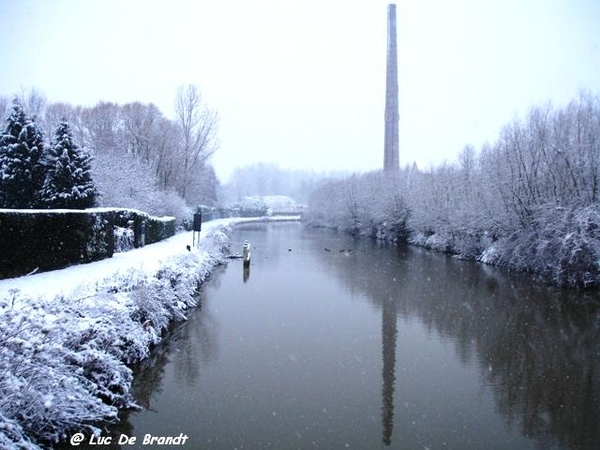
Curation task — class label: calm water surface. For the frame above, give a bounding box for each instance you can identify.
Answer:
[110,222,598,449]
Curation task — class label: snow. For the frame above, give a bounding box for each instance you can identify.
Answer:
[251,195,300,211]
[0,206,175,219]
[0,215,299,448]
[0,217,253,300]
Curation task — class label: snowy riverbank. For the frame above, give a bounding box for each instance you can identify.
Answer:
[0,216,297,449]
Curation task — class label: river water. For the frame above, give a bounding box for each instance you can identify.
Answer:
[110,222,598,449]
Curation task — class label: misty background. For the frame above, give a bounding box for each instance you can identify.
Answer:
[1,0,598,184]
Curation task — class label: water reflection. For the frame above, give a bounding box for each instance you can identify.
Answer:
[309,230,600,449]
[243,263,250,283]
[381,295,397,446]
[103,224,599,450]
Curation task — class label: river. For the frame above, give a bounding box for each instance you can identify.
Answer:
[107,222,598,449]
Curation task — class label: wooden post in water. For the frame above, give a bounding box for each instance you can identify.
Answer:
[243,241,251,266]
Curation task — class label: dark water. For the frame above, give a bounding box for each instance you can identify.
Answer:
[108,222,598,449]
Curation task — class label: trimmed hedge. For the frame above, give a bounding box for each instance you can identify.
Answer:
[0,208,176,279]
[109,209,176,248]
[0,210,113,279]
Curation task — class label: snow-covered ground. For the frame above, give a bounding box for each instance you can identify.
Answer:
[0,216,299,449]
[0,217,254,300]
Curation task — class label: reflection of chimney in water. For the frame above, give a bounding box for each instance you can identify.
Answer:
[382,297,398,446]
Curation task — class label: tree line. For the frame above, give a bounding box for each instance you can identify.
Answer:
[0,99,96,209]
[0,85,219,220]
[222,162,347,204]
[306,92,600,287]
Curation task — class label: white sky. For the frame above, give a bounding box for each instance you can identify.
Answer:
[1,0,599,182]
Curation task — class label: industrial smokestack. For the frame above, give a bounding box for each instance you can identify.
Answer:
[383,3,399,172]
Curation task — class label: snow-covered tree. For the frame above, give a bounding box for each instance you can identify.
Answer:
[18,87,47,121]
[0,99,47,208]
[223,162,339,204]
[41,120,97,209]
[44,102,76,138]
[91,148,157,211]
[2,87,222,216]
[174,84,219,203]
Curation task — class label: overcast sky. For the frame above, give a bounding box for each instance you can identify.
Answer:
[1,0,599,182]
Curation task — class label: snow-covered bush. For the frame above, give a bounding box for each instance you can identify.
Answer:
[259,195,298,213]
[0,297,124,445]
[200,226,232,259]
[114,226,134,252]
[153,189,194,224]
[479,205,600,287]
[109,208,176,248]
[130,255,202,335]
[0,410,38,449]
[0,225,233,448]
[228,197,269,217]
[306,171,410,242]
[308,93,600,287]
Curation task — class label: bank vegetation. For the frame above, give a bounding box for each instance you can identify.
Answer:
[306,92,600,288]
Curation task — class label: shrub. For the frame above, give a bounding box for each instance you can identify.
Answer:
[0,208,176,279]
[0,210,114,279]
[227,197,269,217]
[113,226,134,253]
[109,209,176,248]
[479,205,600,287]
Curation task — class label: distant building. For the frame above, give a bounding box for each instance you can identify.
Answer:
[383,4,399,172]
[411,161,420,174]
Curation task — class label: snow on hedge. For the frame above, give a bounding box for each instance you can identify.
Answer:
[0,225,232,448]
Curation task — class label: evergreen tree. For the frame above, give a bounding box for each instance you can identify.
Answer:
[41,120,98,209]
[0,99,47,208]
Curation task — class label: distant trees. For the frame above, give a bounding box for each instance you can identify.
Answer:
[307,92,600,287]
[80,85,219,217]
[81,101,172,213]
[1,85,221,220]
[17,87,47,122]
[0,97,8,120]
[174,85,219,204]
[480,95,600,221]
[307,171,411,241]
[223,162,341,204]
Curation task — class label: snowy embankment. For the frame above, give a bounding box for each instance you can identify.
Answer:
[0,216,297,449]
[408,205,600,287]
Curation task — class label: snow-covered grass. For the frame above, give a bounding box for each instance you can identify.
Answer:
[0,216,295,448]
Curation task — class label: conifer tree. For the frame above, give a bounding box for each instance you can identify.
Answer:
[0,99,47,208]
[41,120,98,209]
